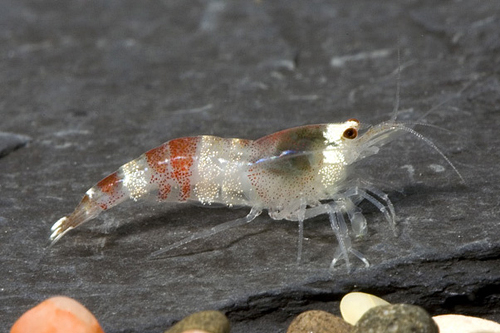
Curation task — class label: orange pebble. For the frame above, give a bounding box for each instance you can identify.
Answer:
[10,296,104,333]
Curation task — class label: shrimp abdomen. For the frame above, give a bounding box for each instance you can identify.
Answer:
[50,137,200,244]
[50,136,256,243]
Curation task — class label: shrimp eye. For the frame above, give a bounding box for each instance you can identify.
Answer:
[343,127,358,139]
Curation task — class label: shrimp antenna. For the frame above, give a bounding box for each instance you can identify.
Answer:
[398,124,465,184]
[149,207,262,258]
[416,74,482,124]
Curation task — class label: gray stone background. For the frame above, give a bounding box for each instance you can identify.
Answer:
[1,0,500,332]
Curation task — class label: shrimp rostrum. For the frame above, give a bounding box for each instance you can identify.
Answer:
[50,116,460,271]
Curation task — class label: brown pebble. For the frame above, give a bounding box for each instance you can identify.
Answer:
[286,310,352,333]
[352,304,438,333]
[164,310,230,333]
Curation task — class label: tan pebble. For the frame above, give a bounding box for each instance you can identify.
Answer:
[433,314,500,333]
[286,310,351,333]
[10,296,104,333]
[340,292,390,325]
[165,311,229,333]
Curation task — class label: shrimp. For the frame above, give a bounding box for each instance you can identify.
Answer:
[49,107,462,271]
[50,45,466,271]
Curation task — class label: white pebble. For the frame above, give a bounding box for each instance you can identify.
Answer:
[433,314,500,333]
[340,292,390,325]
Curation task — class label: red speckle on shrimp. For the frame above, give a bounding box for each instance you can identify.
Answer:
[145,143,173,199]
[144,138,198,201]
[97,172,121,195]
[94,172,126,209]
[158,183,172,200]
[145,143,169,174]
[168,137,197,201]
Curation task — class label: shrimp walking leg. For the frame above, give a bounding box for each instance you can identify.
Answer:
[299,199,368,271]
[150,207,262,258]
[296,198,307,264]
[350,188,396,232]
[298,182,396,270]
[328,205,354,271]
[360,186,397,233]
[343,181,396,233]
[344,201,368,237]
[327,202,370,271]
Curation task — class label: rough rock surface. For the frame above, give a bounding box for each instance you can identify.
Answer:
[352,304,438,333]
[286,310,351,333]
[1,1,499,333]
[164,311,229,333]
[0,132,31,158]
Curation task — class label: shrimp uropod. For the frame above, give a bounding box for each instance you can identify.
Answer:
[49,108,462,272]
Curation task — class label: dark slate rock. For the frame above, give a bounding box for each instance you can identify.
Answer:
[1,1,500,333]
[0,132,31,158]
[352,304,438,333]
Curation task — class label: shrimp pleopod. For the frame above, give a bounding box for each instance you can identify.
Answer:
[50,117,459,271]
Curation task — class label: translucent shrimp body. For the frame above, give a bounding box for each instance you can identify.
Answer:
[50,117,456,271]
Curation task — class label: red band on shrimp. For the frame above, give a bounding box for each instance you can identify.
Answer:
[168,137,198,200]
[97,172,121,195]
[145,144,170,174]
